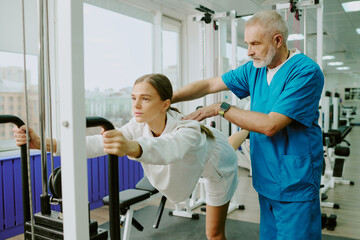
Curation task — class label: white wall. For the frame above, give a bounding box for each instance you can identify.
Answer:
[324,73,360,124]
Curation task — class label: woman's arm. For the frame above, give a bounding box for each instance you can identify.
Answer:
[131,122,204,165]
[13,125,57,152]
[102,121,204,165]
[102,129,142,158]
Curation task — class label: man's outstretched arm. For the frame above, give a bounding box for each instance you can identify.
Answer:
[172,76,228,103]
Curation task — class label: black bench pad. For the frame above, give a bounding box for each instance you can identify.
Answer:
[338,125,352,139]
[335,146,350,157]
[102,189,151,209]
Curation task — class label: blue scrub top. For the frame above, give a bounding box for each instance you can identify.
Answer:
[222,53,324,201]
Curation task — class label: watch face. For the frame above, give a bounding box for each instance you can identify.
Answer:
[221,102,231,111]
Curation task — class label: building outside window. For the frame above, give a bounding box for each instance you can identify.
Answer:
[0,52,38,152]
[1,1,181,151]
[83,3,153,134]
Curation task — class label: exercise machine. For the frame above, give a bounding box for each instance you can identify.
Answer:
[102,176,166,240]
[0,115,124,239]
[332,92,352,138]
[341,106,357,127]
[322,130,354,196]
[321,91,355,212]
[14,0,108,238]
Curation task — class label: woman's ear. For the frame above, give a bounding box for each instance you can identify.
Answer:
[162,99,171,112]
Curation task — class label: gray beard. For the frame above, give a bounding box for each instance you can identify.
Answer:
[252,46,276,68]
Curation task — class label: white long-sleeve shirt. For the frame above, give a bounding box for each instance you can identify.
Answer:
[58,110,238,203]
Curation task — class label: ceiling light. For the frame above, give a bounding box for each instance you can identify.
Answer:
[341,1,360,12]
[336,67,350,70]
[288,34,304,41]
[357,28,360,34]
[328,62,344,66]
[322,55,335,60]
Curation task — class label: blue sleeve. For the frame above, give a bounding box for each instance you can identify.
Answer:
[221,62,251,99]
[271,62,324,128]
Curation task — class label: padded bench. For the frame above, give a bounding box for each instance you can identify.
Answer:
[102,189,151,211]
[135,176,159,194]
[334,146,350,157]
[323,130,342,147]
[102,176,166,240]
[337,125,352,140]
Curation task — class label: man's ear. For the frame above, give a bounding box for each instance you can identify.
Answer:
[274,34,283,48]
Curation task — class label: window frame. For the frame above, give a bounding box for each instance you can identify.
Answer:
[162,15,182,92]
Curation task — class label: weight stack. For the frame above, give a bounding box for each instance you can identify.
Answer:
[25,210,108,240]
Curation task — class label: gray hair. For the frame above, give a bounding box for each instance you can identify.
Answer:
[246,10,288,43]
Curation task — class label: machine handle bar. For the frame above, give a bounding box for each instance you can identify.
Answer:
[86,116,120,240]
[0,115,30,233]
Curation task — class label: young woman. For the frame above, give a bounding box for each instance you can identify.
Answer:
[13,73,242,240]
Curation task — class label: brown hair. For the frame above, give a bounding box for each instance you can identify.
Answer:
[134,73,215,139]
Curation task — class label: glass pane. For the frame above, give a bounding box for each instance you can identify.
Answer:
[162,30,179,91]
[226,43,249,68]
[0,51,39,151]
[84,3,153,134]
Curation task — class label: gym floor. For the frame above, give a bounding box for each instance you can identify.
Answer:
[9,127,360,240]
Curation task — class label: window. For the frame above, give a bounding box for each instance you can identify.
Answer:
[0,51,38,152]
[162,17,181,91]
[83,3,153,134]
[0,0,39,149]
[226,43,249,68]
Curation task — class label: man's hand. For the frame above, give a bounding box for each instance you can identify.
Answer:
[102,130,142,158]
[182,103,221,121]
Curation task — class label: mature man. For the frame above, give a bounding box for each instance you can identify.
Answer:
[172,10,324,240]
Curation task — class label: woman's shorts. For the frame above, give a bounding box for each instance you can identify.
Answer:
[201,129,238,206]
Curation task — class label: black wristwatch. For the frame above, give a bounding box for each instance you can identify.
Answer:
[218,102,231,117]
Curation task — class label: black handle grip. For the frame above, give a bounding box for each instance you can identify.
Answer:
[0,114,25,127]
[86,116,120,240]
[0,115,30,233]
[86,116,115,131]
